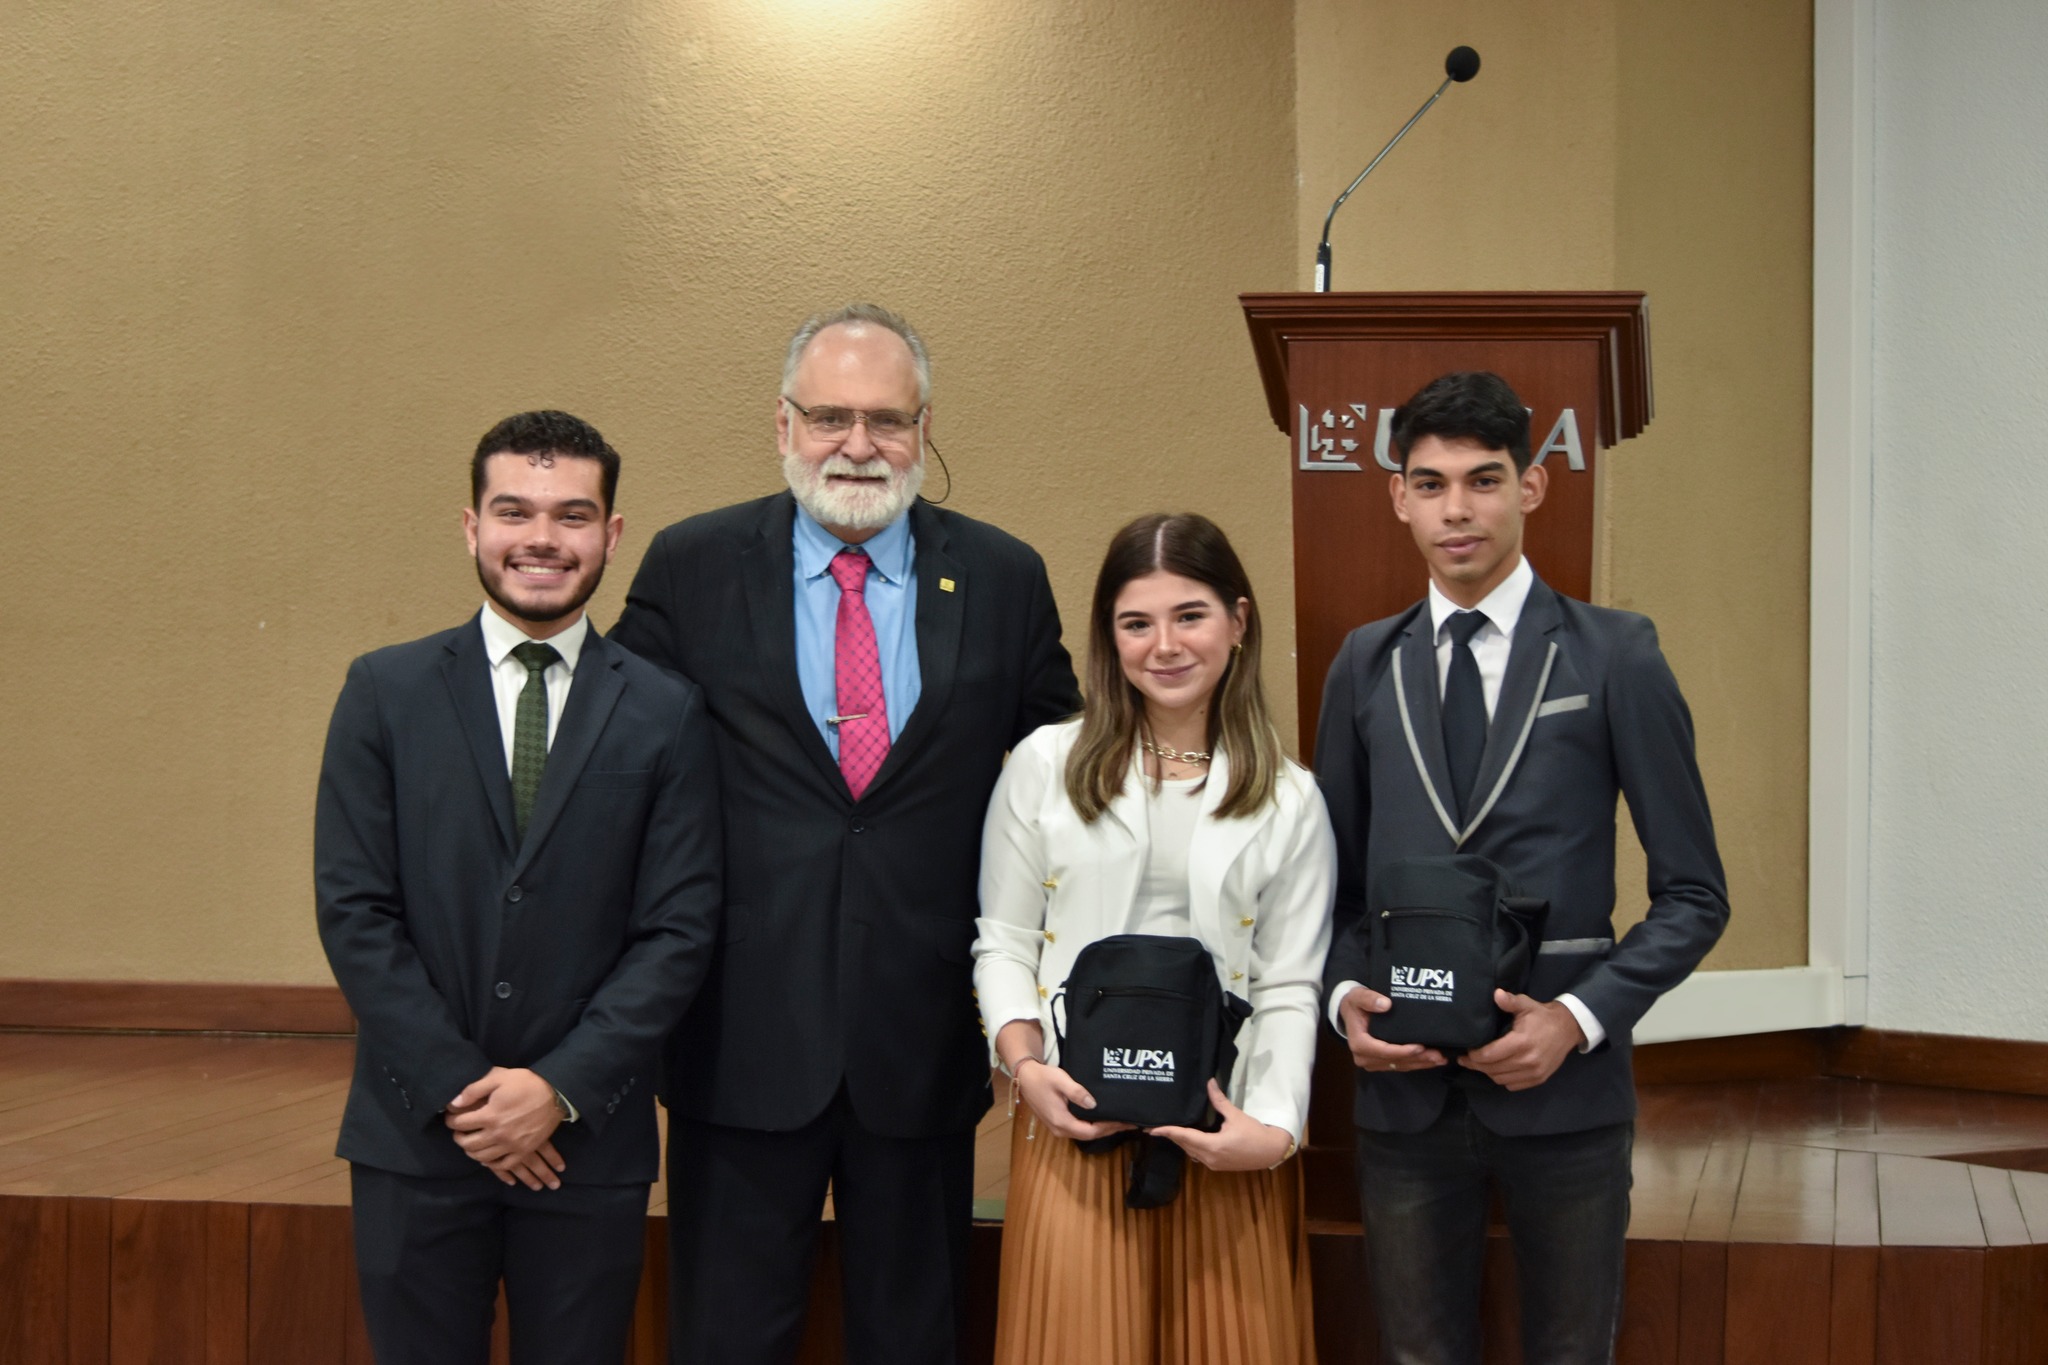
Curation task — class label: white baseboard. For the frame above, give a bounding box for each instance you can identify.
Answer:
[1633,966,1845,1045]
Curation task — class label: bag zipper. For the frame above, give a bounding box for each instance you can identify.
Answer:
[1093,985,1194,1003]
[1379,906,1485,949]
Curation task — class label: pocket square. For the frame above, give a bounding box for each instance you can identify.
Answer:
[1536,694,1589,717]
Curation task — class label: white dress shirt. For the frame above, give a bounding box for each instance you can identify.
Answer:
[1331,558,1606,1052]
[478,608,589,775]
[474,607,590,1122]
[1426,555,1533,716]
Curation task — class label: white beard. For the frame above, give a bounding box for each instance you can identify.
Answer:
[782,448,925,532]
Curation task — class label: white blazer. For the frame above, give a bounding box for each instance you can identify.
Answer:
[973,719,1336,1142]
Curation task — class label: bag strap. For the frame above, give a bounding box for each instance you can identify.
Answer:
[1124,1136,1186,1209]
[1073,1131,1188,1209]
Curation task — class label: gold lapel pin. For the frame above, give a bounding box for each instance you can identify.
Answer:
[939,577,956,593]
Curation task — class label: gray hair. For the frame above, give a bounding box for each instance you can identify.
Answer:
[780,303,932,407]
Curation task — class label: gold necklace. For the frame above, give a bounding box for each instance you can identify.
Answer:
[1142,737,1211,765]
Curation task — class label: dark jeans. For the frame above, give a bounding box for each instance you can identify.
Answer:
[665,1089,976,1365]
[1356,1087,1633,1365]
[349,1163,649,1365]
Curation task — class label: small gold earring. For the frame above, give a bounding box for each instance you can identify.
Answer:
[1230,642,1243,656]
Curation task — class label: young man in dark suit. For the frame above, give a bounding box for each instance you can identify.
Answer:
[315,411,722,1364]
[1316,372,1730,1365]
[612,304,1079,1365]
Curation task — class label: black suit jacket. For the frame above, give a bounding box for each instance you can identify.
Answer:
[613,493,1079,1138]
[314,616,722,1183]
[1316,578,1729,1136]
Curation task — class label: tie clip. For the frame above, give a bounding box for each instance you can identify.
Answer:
[827,713,869,726]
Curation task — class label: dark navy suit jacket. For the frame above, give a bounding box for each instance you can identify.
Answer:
[613,493,1079,1139]
[314,615,722,1182]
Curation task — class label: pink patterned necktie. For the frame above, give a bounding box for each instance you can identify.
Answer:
[829,548,890,799]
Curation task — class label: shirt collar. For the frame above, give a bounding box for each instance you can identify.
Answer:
[479,607,590,671]
[1428,556,1534,642]
[793,503,915,585]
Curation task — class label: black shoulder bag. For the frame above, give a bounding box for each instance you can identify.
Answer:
[1364,855,1549,1052]
[1052,934,1253,1208]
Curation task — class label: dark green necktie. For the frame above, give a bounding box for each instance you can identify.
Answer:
[510,641,561,840]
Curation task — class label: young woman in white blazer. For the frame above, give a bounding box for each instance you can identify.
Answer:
[974,513,1336,1364]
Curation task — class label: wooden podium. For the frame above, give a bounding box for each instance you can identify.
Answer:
[1238,290,1653,1220]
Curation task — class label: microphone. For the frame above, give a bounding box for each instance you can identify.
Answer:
[1313,46,1481,292]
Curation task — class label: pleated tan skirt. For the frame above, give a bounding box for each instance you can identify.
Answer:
[993,1117,1317,1365]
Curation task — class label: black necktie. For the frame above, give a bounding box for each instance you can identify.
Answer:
[1442,611,1489,822]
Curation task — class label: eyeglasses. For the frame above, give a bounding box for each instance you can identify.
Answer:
[784,398,925,446]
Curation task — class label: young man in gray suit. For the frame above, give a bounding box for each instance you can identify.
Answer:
[1316,371,1730,1365]
[316,412,722,1364]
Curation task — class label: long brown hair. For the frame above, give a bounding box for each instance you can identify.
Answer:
[1064,514,1284,822]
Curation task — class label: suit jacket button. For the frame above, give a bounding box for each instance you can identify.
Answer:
[495,981,512,1000]
[606,1100,618,1114]
[507,885,524,903]
[1043,931,1056,943]
[1239,917,1255,928]
[850,818,866,834]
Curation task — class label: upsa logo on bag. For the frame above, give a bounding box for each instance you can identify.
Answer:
[1389,965,1456,1003]
[1101,1047,1176,1084]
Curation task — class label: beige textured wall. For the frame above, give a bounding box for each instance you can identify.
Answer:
[4,0,1809,985]
[2,0,1299,983]
[1295,0,1813,969]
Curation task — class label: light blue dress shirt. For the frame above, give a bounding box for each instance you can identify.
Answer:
[792,505,921,759]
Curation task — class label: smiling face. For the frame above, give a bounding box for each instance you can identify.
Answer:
[1111,571,1248,726]
[1390,434,1548,608]
[776,322,927,543]
[463,451,623,638]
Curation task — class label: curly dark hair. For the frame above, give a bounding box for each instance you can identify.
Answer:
[471,410,621,511]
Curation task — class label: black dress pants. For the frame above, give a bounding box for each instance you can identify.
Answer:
[665,1088,976,1365]
[349,1163,650,1365]
[1355,1087,1634,1365]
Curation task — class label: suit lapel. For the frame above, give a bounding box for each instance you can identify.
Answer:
[1391,610,1462,843]
[511,627,624,880]
[859,500,963,802]
[1101,747,1150,843]
[1095,749,1150,929]
[741,496,848,798]
[1186,748,1262,938]
[442,615,518,857]
[1458,581,1564,843]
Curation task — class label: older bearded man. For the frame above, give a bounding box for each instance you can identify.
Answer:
[613,304,1079,1365]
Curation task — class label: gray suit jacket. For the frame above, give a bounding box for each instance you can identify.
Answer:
[1316,578,1729,1136]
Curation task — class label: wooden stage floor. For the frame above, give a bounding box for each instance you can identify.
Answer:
[4,1031,2048,1363]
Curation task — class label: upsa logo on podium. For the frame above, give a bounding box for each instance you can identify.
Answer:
[1297,402,1586,474]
